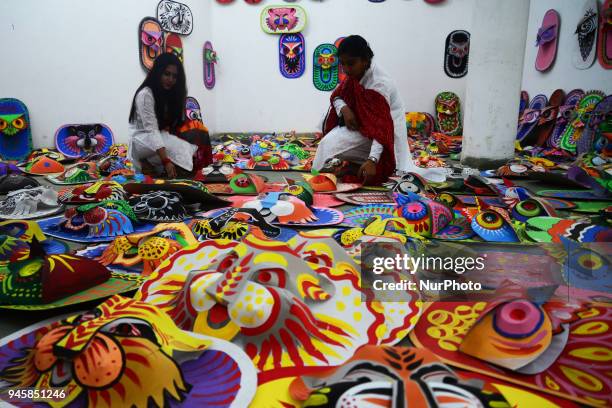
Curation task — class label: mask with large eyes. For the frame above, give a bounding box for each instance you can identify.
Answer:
[511,198,553,222]
[0,98,31,162]
[383,172,426,194]
[56,124,112,158]
[98,223,197,276]
[61,201,136,238]
[471,206,519,242]
[434,92,462,136]
[242,192,317,224]
[0,113,27,136]
[313,43,339,91]
[280,33,305,78]
[0,295,257,407]
[185,97,202,122]
[198,163,234,183]
[248,152,290,170]
[394,192,453,237]
[0,240,110,305]
[129,191,188,222]
[54,162,99,183]
[265,7,299,32]
[291,345,510,408]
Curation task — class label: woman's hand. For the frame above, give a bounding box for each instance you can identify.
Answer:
[358,159,377,184]
[341,106,360,131]
[164,161,177,179]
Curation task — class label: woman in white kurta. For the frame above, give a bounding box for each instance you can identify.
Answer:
[129,53,199,178]
[314,36,446,183]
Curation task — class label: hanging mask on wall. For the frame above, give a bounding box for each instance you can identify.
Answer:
[261,6,307,34]
[55,123,114,158]
[0,98,32,161]
[313,43,339,91]
[279,33,305,78]
[203,41,217,89]
[444,29,470,78]
[559,90,605,153]
[130,191,189,222]
[164,32,184,62]
[157,0,193,35]
[572,0,599,69]
[139,17,164,71]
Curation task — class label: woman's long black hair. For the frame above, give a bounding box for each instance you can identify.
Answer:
[129,52,187,131]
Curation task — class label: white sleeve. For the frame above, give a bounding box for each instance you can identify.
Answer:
[135,88,165,151]
[333,98,347,116]
[369,140,383,161]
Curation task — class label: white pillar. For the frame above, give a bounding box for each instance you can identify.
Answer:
[461,0,530,169]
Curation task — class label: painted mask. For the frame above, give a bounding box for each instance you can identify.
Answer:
[0,240,110,305]
[247,152,290,170]
[158,0,193,35]
[55,124,114,158]
[291,345,511,408]
[470,204,519,242]
[58,181,126,204]
[53,162,99,184]
[279,33,305,78]
[61,201,136,239]
[0,98,32,161]
[140,17,164,71]
[97,156,133,177]
[98,223,197,277]
[185,96,203,123]
[313,44,339,92]
[165,32,184,62]
[0,295,257,407]
[265,7,299,32]
[137,234,420,378]
[435,92,462,136]
[129,191,188,222]
[190,207,283,241]
[0,187,60,219]
[241,192,317,224]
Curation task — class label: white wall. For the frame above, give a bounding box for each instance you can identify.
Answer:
[521,0,612,99]
[3,0,607,149]
[210,0,474,133]
[0,0,214,147]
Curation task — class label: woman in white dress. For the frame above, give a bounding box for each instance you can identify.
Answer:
[129,53,211,178]
[314,35,446,184]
